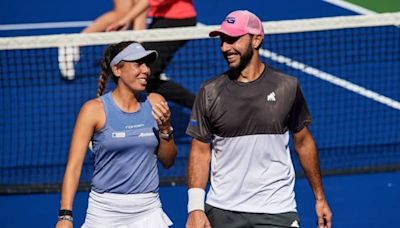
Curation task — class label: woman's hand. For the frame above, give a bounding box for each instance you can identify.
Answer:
[151,101,171,130]
[55,219,73,228]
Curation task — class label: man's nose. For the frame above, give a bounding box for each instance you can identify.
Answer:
[221,41,231,52]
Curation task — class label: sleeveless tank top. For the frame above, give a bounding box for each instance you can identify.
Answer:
[91,92,160,194]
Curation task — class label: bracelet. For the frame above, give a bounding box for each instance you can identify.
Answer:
[58,215,73,222]
[159,126,174,140]
[59,209,73,217]
[187,188,205,213]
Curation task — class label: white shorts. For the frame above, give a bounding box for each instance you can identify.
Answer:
[81,190,172,228]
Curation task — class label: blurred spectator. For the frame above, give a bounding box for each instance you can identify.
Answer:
[107,0,197,108]
[58,0,148,80]
[83,0,147,33]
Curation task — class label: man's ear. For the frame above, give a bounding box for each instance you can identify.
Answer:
[252,35,263,49]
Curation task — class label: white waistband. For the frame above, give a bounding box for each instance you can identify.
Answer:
[82,191,172,227]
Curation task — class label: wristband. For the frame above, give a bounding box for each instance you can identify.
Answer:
[187,188,205,213]
[59,209,73,217]
[58,215,73,222]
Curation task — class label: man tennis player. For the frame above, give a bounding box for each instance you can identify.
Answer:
[185,10,332,228]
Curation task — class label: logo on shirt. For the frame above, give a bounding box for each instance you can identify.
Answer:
[125,124,144,129]
[290,220,300,227]
[112,132,126,138]
[138,132,154,137]
[189,119,198,127]
[267,92,276,102]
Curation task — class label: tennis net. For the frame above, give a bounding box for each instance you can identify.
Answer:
[0,12,399,193]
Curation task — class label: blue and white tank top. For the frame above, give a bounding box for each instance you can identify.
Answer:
[91,92,160,194]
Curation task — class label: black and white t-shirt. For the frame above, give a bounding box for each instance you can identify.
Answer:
[186,65,311,214]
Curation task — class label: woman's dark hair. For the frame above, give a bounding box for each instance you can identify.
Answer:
[96,41,137,97]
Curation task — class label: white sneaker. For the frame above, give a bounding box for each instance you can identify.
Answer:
[58,46,80,80]
[159,72,170,81]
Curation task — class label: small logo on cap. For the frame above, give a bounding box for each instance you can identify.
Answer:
[225,17,236,24]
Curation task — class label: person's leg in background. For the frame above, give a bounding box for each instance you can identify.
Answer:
[131,0,148,30]
[143,17,197,108]
[146,79,196,109]
[82,0,147,33]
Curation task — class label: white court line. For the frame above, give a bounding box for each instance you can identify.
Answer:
[259,48,400,110]
[323,0,377,15]
[0,21,92,31]
[0,21,206,31]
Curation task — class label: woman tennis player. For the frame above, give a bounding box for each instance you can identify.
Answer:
[56,41,177,228]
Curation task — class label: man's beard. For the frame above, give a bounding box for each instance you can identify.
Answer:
[228,42,253,74]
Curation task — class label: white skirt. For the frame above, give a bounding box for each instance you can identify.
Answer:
[81,190,172,228]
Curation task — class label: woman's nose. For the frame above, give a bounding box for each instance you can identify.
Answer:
[140,63,150,73]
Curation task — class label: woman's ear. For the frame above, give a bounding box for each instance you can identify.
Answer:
[111,65,121,77]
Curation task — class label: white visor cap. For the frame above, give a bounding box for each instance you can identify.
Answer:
[110,43,158,67]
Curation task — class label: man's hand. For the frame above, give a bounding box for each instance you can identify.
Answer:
[316,198,332,228]
[186,210,211,228]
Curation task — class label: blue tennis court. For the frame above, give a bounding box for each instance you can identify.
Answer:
[1,0,399,227]
[1,172,399,227]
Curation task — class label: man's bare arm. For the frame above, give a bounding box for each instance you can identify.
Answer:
[187,139,211,189]
[293,127,332,228]
[186,138,212,228]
